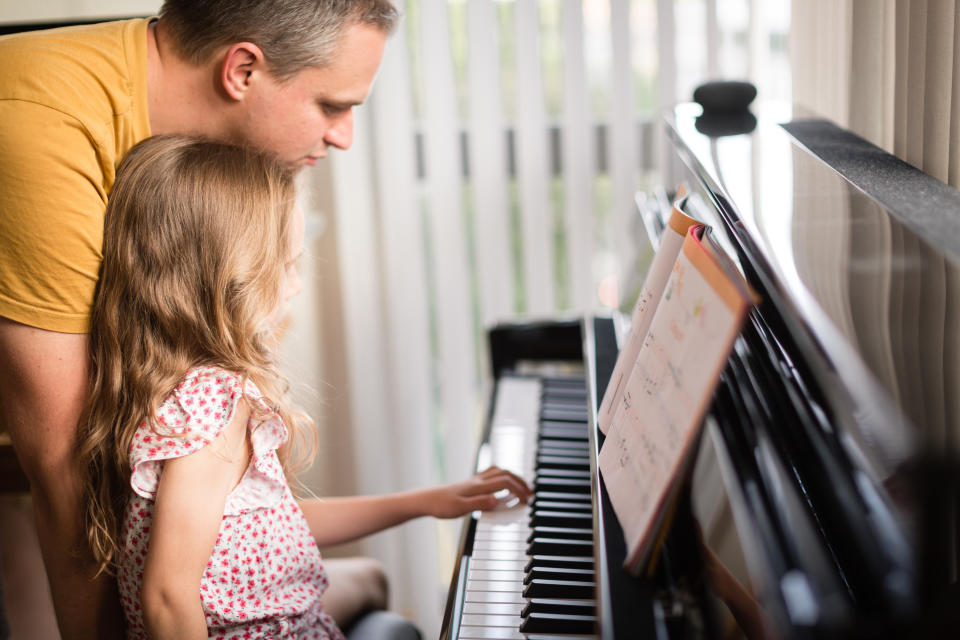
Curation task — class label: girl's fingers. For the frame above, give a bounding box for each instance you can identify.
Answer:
[465,474,532,502]
[465,494,499,512]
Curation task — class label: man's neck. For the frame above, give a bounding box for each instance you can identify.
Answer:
[146,20,231,139]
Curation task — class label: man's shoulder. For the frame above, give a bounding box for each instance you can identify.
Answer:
[0,18,150,124]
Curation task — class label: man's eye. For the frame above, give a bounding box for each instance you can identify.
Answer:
[322,104,349,117]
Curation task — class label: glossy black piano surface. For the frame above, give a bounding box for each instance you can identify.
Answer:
[441,103,960,640]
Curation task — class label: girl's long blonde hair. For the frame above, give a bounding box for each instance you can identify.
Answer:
[80,135,315,576]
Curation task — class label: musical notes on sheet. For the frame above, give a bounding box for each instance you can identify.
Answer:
[598,195,703,434]
[599,225,755,574]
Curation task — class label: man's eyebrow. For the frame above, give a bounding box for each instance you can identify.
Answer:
[323,99,362,109]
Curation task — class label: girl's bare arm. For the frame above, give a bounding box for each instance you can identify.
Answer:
[299,466,532,547]
[142,401,251,640]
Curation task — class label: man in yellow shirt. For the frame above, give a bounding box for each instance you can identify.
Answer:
[0,1,396,637]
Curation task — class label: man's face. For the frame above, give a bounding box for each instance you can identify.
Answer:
[240,23,387,168]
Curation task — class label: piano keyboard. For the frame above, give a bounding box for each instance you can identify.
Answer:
[455,375,600,640]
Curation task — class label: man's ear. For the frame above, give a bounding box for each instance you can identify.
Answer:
[221,42,266,101]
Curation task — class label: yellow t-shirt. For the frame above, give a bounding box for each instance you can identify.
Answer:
[0,18,152,333]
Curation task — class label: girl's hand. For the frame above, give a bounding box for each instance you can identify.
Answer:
[426,466,534,518]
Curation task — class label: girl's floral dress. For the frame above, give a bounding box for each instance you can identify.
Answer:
[117,366,343,640]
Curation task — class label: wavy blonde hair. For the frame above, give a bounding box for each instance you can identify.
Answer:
[79,135,315,576]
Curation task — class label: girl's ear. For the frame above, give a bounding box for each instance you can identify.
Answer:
[221,42,267,102]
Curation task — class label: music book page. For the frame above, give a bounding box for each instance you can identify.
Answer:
[598,190,700,435]
[598,225,755,574]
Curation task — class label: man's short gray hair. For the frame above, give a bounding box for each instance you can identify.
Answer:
[158,0,399,81]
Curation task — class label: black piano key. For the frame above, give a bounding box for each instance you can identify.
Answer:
[540,407,589,423]
[534,477,592,493]
[521,598,596,618]
[538,434,588,446]
[536,454,591,470]
[542,378,585,392]
[539,452,590,465]
[524,555,593,572]
[540,399,588,413]
[532,499,592,511]
[520,612,598,635]
[537,438,590,459]
[527,537,594,556]
[527,526,593,541]
[540,419,588,430]
[534,491,592,502]
[539,438,590,451]
[522,578,595,599]
[523,566,595,584]
[542,393,586,402]
[539,420,588,430]
[535,467,591,479]
[538,445,590,457]
[531,510,593,528]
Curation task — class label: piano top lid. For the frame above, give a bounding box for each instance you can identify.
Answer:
[665,100,960,483]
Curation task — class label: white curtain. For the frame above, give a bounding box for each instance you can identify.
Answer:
[296,0,791,635]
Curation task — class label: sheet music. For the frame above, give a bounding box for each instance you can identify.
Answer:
[598,190,700,434]
[599,227,755,573]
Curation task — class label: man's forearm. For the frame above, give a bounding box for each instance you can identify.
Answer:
[32,482,125,639]
[0,318,124,639]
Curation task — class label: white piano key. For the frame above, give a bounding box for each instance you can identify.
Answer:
[464,580,524,592]
[467,570,526,582]
[490,377,541,424]
[473,535,528,545]
[464,590,526,604]
[471,549,528,561]
[474,528,529,538]
[477,509,531,525]
[460,614,522,627]
[458,626,524,639]
[454,374,599,640]
[462,602,525,615]
[470,559,526,571]
[473,530,528,540]
[476,525,528,534]
[477,519,529,528]
[473,540,527,552]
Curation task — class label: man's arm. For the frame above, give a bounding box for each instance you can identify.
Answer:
[0,317,124,639]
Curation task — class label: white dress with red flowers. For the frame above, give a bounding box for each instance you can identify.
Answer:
[117,366,343,640]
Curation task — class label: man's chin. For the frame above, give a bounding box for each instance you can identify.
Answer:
[278,156,319,171]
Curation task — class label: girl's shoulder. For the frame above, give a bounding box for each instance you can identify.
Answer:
[159,365,245,436]
[128,365,289,504]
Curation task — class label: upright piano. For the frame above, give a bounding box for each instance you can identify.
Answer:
[439,102,960,640]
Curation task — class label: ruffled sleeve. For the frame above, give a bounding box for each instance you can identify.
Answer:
[223,376,289,515]
[128,366,290,515]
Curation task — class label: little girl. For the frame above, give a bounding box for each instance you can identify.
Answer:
[79,135,530,639]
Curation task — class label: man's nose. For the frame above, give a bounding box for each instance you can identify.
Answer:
[323,109,354,150]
